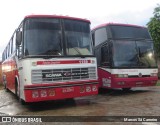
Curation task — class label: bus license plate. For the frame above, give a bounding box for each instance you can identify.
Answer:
[62,87,74,93]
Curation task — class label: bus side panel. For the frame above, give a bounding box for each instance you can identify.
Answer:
[3,60,13,91]
[98,68,158,89]
[9,58,15,93]
[2,57,18,94]
[98,68,112,88]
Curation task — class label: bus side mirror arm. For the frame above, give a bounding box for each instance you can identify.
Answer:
[16,31,22,46]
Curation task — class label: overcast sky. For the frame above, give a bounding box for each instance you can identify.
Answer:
[0,0,160,60]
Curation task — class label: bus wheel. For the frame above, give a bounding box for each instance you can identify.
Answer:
[15,82,19,98]
[65,98,75,105]
[19,99,27,105]
[122,88,131,92]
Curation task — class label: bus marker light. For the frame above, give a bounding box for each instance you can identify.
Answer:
[91,60,95,64]
[32,62,37,66]
[32,91,39,98]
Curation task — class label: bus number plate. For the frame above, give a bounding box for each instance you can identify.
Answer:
[62,87,74,93]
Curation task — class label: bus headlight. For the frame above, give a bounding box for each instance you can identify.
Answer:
[32,91,39,98]
[92,85,97,91]
[40,90,47,97]
[151,73,157,77]
[114,74,128,78]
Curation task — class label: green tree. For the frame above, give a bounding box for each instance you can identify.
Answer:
[147,4,160,58]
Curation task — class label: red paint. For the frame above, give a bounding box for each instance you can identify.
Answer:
[2,58,18,94]
[98,68,158,89]
[37,60,91,65]
[24,83,98,102]
[25,15,90,23]
[92,23,146,31]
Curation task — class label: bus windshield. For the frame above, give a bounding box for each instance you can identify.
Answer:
[113,40,157,68]
[64,19,92,55]
[24,18,62,56]
[110,25,151,39]
[24,18,92,57]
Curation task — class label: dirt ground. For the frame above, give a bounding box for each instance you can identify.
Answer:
[0,84,160,125]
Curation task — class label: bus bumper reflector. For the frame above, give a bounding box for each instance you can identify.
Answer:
[40,90,47,97]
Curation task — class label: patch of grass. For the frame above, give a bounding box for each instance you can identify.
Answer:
[156,80,160,86]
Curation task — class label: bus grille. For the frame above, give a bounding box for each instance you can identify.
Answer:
[31,67,96,83]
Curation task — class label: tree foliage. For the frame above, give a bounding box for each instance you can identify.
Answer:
[147,4,160,58]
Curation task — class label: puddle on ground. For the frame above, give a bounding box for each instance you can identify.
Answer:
[0,102,27,115]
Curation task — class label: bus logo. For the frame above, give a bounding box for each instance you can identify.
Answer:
[138,73,142,77]
[63,72,71,77]
[45,73,62,78]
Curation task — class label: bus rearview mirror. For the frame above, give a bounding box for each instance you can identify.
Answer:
[16,31,22,45]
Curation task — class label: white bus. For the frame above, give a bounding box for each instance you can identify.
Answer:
[2,15,98,104]
[92,23,158,91]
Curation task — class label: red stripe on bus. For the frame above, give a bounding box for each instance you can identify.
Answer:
[37,60,91,65]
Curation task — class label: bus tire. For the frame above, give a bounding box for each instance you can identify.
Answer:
[19,99,27,105]
[15,80,19,98]
[65,98,76,105]
[122,88,131,92]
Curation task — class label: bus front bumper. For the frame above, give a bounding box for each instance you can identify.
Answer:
[23,82,98,102]
[111,77,158,88]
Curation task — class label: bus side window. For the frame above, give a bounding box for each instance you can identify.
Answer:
[101,44,110,66]
[94,28,107,46]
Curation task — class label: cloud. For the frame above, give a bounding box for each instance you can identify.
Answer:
[0,0,160,60]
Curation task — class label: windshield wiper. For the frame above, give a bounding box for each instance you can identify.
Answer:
[40,49,61,55]
[66,38,85,58]
[114,37,151,41]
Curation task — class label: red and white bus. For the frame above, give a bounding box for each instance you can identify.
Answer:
[2,15,98,103]
[91,23,158,91]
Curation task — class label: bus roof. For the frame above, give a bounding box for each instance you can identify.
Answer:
[24,15,90,23]
[92,23,146,31]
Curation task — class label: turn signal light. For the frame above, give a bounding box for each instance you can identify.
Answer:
[151,73,157,77]
[32,91,39,98]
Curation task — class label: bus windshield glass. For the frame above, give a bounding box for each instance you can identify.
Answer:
[24,18,92,57]
[24,18,62,56]
[113,40,157,68]
[110,25,151,39]
[64,20,92,55]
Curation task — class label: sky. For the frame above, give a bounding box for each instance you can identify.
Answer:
[0,0,160,60]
